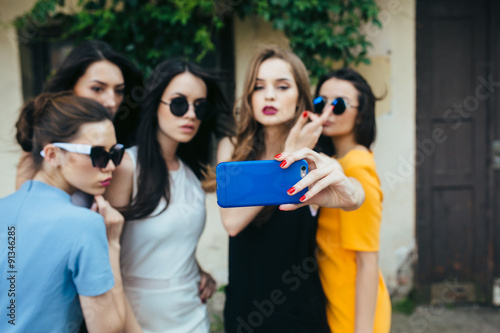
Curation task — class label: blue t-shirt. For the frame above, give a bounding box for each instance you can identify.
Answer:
[0,181,115,332]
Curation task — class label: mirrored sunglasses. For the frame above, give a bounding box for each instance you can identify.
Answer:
[313,96,355,115]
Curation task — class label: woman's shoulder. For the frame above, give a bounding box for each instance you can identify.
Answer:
[338,147,376,171]
[68,206,103,224]
[217,136,236,163]
[116,149,135,175]
[104,150,135,208]
[125,145,138,165]
[39,200,104,235]
[126,145,138,154]
[56,206,106,242]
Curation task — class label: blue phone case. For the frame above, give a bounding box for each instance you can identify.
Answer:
[216,159,308,208]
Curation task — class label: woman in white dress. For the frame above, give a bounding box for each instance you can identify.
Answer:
[106,59,234,332]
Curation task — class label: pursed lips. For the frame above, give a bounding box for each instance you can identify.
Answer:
[262,106,278,115]
[100,177,112,186]
[180,123,196,132]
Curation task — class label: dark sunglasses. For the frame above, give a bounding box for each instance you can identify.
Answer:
[313,96,356,115]
[161,96,214,121]
[41,143,125,168]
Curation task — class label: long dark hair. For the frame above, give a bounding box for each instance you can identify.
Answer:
[123,59,234,220]
[315,68,378,156]
[16,92,111,168]
[44,40,143,147]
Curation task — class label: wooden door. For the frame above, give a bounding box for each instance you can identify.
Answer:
[416,0,497,303]
[492,1,500,302]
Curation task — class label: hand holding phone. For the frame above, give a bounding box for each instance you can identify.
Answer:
[216,159,308,208]
[274,148,364,211]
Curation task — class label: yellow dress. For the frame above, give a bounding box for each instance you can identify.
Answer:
[317,149,391,333]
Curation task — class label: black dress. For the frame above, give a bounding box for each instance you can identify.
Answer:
[224,206,330,333]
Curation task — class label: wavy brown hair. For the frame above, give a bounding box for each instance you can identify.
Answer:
[231,46,313,162]
[203,46,313,193]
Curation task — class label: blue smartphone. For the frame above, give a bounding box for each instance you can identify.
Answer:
[216,159,308,208]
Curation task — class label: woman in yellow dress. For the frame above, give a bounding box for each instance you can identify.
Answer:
[314,68,391,333]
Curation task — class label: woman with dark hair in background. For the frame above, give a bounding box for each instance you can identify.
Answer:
[16,40,143,193]
[105,59,233,332]
[314,68,391,333]
[215,46,366,332]
[1,92,129,332]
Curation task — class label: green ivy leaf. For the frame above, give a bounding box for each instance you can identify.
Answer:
[14,0,381,81]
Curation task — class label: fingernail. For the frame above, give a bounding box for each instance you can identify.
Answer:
[274,153,282,159]
[302,111,308,118]
[287,187,295,195]
[300,195,306,202]
[280,160,287,167]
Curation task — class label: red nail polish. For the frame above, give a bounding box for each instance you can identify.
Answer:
[287,187,295,195]
[280,160,287,167]
[275,153,282,159]
[302,111,308,118]
[300,195,306,202]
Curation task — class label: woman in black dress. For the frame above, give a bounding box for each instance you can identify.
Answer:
[216,46,365,333]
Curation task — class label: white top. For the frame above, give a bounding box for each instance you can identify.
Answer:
[120,146,206,280]
[120,146,209,332]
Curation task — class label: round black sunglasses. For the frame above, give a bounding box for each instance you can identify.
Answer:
[161,96,214,121]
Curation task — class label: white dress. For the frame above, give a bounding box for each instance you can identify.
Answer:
[120,146,209,333]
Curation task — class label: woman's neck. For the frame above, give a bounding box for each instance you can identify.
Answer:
[33,166,74,195]
[262,125,286,159]
[156,130,180,169]
[332,133,359,159]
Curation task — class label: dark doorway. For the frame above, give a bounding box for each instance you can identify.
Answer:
[17,19,236,107]
[416,0,499,303]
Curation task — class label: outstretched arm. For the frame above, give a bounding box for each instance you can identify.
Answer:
[217,137,265,236]
[274,148,365,211]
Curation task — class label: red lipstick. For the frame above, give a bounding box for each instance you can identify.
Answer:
[100,178,112,187]
[262,106,278,115]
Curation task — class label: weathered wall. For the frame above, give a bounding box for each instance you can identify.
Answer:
[202,1,417,294]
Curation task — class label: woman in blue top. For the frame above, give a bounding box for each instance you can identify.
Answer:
[0,92,133,332]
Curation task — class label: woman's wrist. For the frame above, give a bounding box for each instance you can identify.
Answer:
[344,177,365,210]
[108,241,121,251]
